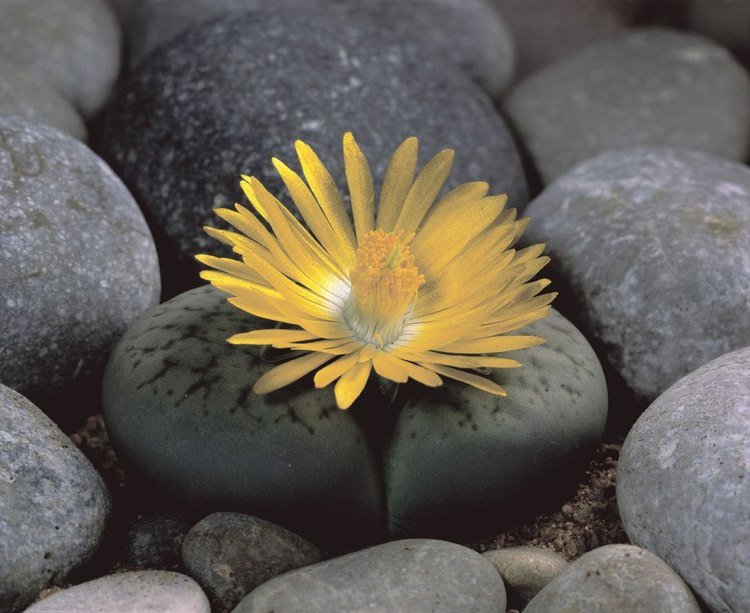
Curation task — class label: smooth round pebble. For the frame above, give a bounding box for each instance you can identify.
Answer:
[0,0,120,117]
[505,28,750,182]
[105,8,526,295]
[25,571,210,613]
[525,544,701,612]
[127,0,514,96]
[482,546,568,606]
[0,118,160,410]
[182,512,321,611]
[385,309,608,539]
[0,62,86,140]
[126,514,189,571]
[102,286,383,549]
[0,384,110,613]
[617,347,750,613]
[524,148,750,402]
[232,539,506,612]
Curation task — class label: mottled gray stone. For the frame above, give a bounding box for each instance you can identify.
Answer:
[523,148,750,402]
[482,546,568,606]
[182,512,321,611]
[386,309,608,539]
[104,8,526,295]
[126,514,189,571]
[0,62,86,141]
[232,539,506,612]
[26,571,210,613]
[617,348,750,613]
[0,118,160,410]
[505,28,750,182]
[0,0,120,118]
[102,285,383,549]
[525,544,701,613]
[127,0,514,96]
[0,384,110,613]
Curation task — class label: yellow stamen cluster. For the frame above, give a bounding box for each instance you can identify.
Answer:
[346,229,424,347]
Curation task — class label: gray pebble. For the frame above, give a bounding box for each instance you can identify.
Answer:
[26,571,210,613]
[525,544,701,613]
[386,309,608,539]
[506,28,750,182]
[126,514,189,571]
[482,546,568,606]
[0,0,120,118]
[232,539,506,612]
[617,347,750,613]
[0,62,86,141]
[182,512,321,611]
[0,384,110,612]
[0,118,160,411]
[523,148,750,402]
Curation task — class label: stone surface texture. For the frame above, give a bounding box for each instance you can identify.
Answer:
[483,546,568,605]
[0,384,110,612]
[617,348,750,613]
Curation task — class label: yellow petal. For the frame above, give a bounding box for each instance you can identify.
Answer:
[419,363,507,396]
[334,360,372,409]
[372,351,409,383]
[377,136,418,231]
[253,352,334,394]
[343,132,375,242]
[314,352,362,388]
[227,329,318,345]
[440,335,546,354]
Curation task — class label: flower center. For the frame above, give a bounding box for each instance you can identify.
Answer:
[345,229,425,347]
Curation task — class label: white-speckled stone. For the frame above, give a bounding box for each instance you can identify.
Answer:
[26,571,210,613]
[232,540,506,612]
[506,28,750,182]
[0,0,120,117]
[524,148,750,402]
[0,385,110,612]
[618,348,750,613]
[0,62,86,141]
[525,545,701,612]
[0,118,160,410]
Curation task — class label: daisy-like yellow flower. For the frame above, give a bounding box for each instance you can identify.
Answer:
[197,133,555,409]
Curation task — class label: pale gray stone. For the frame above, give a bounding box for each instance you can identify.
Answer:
[232,540,506,612]
[482,546,568,605]
[0,62,86,141]
[26,571,210,613]
[182,512,321,611]
[617,348,750,613]
[524,148,750,402]
[0,0,120,117]
[0,385,110,612]
[525,544,701,613]
[506,28,750,182]
[0,118,160,410]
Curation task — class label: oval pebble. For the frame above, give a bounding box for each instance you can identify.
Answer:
[182,512,322,611]
[104,7,526,296]
[26,571,210,613]
[523,148,750,403]
[0,384,110,612]
[232,539,506,612]
[102,285,384,550]
[385,309,608,539]
[0,118,160,411]
[525,544,701,613]
[125,514,188,571]
[505,28,750,182]
[617,347,750,613]
[0,62,86,141]
[0,0,120,118]
[482,546,568,606]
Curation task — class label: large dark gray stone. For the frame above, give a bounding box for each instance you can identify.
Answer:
[524,148,750,402]
[232,539,506,612]
[385,309,608,539]
[525,544,701,613]
[102,286,384,550]
[0,118,160,411]
[505,28,750,182]
[104,8,526,296]
[0,0,120,118]
[0,385,110,613]
[618,348,750,613]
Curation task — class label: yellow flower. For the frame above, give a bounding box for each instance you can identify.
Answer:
[197,133,554,409]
